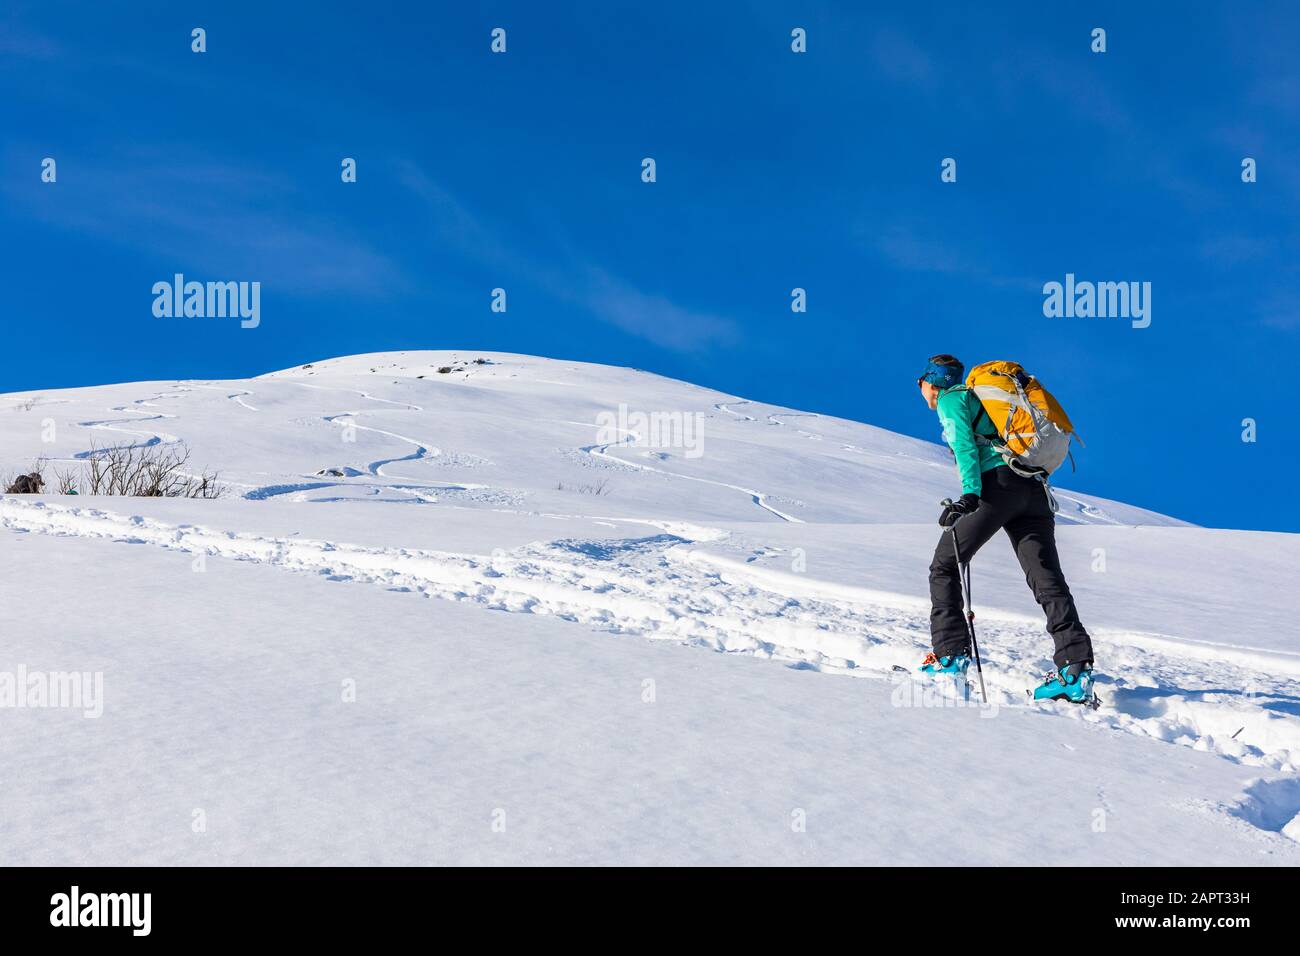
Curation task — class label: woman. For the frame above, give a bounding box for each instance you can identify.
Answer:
[916,354,1096,703]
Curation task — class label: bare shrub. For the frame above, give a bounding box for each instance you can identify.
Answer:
[76,441,225,498]
[54,466,80,495]
[555,478,610,496]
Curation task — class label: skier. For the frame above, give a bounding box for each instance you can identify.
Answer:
[915,354,1095,703]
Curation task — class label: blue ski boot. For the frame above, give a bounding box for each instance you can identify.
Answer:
[1032,662,1097,707]
[915,652,974,701]
[919,652,971,676]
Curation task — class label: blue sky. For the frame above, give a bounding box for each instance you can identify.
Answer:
[3,1,1298,531]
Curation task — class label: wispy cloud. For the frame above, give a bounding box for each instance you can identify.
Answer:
[869,223,1039,292]
[1257,288,1300,330]
[0,23,62,59]
[1198,234,1276,266]
[395,161,739,351]
[1005,54,1136,133]
[581,268,738,351]
[4,147,408,297]
[871,29,937,89]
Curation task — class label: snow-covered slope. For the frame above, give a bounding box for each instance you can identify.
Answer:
[1,350,1297,865]
[7,350,1184,527]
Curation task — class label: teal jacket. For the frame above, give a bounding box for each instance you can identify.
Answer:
[936,385,1005,496]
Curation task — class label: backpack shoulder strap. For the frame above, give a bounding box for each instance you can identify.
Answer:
[964,389,999,441]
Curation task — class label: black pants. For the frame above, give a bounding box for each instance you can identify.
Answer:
[929,467,1093,669]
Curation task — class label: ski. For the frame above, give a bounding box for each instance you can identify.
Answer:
[1026,686,1102,710]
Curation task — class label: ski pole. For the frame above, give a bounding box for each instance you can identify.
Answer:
[940,499,988,702]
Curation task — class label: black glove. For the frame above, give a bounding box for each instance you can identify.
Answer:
[939,493,980,527]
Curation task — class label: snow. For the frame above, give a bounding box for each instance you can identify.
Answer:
[1,350,1297,865]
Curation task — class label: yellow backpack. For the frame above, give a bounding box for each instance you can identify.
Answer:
[965,361,1077,477]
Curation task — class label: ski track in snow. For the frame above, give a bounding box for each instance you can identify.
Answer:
[321,413,436,477]
[74,388,189,452]
[570,419,804,524]
[714,400,756,421]
[181,382,260,412]
[51,381,492,508]
[284,379,423,411]
[1052,491,1121,525]
[3,496,1297,789]
[719,400,974,480]
[214,382,497,505]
